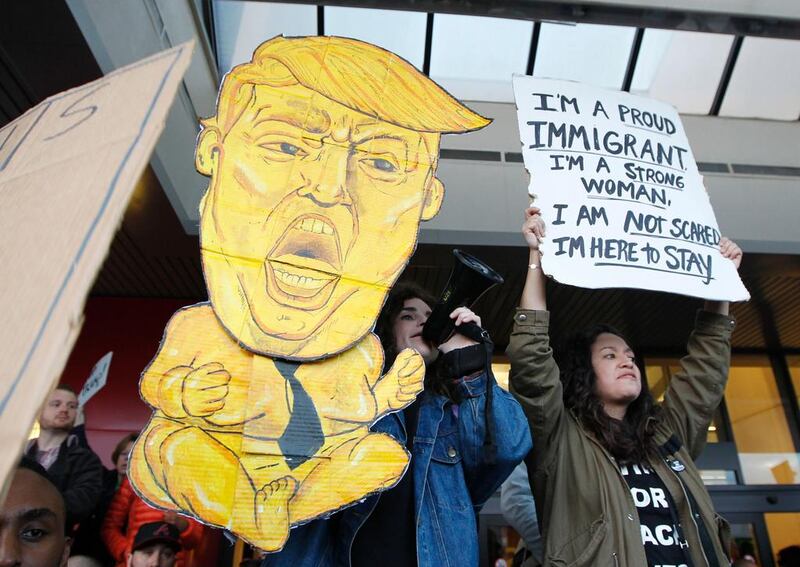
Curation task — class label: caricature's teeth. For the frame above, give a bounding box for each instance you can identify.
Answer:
[295,217,335,235]
[273,267,330,290]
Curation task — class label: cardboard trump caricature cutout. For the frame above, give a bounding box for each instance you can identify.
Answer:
[128,36,489,551]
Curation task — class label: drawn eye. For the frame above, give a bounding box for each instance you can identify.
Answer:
[260,141,307,159]
[369,158,397,172]
[279,142,304,156]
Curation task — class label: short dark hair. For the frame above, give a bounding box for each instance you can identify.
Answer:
[111,432,139,465]
[778,545,800,566]
[19,455,56,482]
[17,456,68,530]
[54,384,77,396]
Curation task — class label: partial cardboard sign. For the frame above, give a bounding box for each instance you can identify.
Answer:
[513,76,749,301]
[78,351,113,406]
[0,43,194,499]
[127,35,490,552]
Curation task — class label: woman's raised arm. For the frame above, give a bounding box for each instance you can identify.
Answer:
[519,206,547,311]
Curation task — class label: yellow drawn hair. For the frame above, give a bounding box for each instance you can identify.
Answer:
[203,35,490,135]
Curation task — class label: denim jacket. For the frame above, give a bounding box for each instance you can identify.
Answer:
[262,372,531,567]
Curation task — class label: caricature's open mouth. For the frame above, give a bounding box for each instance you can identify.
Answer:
[265,214,343,308]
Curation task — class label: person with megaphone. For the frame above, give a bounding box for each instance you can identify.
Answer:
[265,278,531,567]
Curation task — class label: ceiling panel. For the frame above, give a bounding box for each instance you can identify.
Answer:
[325,7,427,70]
[719,36,800,120]
[631,29,734,115]
[213,0,316,75]
[430,13,533,102]
[534,22,636,90]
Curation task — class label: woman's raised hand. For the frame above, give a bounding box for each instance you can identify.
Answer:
[719,237,743,270]
[523,206,546,251]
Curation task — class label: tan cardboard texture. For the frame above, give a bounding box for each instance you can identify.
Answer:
[0,43,194,500]
[127,35,491,551]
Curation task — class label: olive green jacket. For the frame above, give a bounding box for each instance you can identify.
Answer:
[508,309,735,567]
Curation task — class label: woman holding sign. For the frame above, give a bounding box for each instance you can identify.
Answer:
[508,206,742,567]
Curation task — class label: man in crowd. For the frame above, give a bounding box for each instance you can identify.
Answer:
[0,458,71,566]
[25,385,103,526]
[127,523,181,567]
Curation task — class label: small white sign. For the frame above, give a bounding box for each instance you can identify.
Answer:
[78,351,113,406]
[513,76,749,301]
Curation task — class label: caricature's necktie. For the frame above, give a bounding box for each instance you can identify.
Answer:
[274,360,324,469]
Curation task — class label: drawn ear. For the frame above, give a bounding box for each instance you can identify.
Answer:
[421,177,444,221]
[195,127,221,176]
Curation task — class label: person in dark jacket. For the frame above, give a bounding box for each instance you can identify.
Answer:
[70,433,140,567]
[263,282,531,567]
[508,206,743,567]
[26,385,103,529]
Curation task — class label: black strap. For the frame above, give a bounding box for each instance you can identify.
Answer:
[455,322,497,465]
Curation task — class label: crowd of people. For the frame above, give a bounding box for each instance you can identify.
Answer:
[8,384,203,567]
[5,211,799,567]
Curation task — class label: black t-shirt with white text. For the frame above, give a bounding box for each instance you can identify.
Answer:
[620,462,694,567]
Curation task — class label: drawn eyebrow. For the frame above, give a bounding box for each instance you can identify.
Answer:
[353,132,407,147]
[253,106,331,134]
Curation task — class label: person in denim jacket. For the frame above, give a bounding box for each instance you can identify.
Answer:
[263,282,531,567]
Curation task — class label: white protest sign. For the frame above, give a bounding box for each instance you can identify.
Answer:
[513,76,749,301]
[78,351,113,406]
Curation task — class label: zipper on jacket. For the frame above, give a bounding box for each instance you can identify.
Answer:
[664,456,711,567]
[612,552,619,566]
[587,435,641,520]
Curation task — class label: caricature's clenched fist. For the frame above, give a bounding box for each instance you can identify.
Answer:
[374,348,425,414]
[180,362,231,417]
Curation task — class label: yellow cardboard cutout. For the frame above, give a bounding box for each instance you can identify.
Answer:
[129,36,489,550]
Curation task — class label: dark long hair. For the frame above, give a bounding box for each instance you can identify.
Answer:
[111,432,139,466]
[374,282,459,399]
[560,324,661,463]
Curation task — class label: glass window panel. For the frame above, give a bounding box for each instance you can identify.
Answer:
[725,354,800,485]
[429,14,533,102]
[719,36,800,120]
[764,513,800,565]
[492,360,510,391]
[213,1,316,75]
[631,29,733,115]
[325,7,427,70]
[728,522,761,565]
[534,23,636,90]
[787,355,800,412]
[699,470,736,485]
[646,358,723,443]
